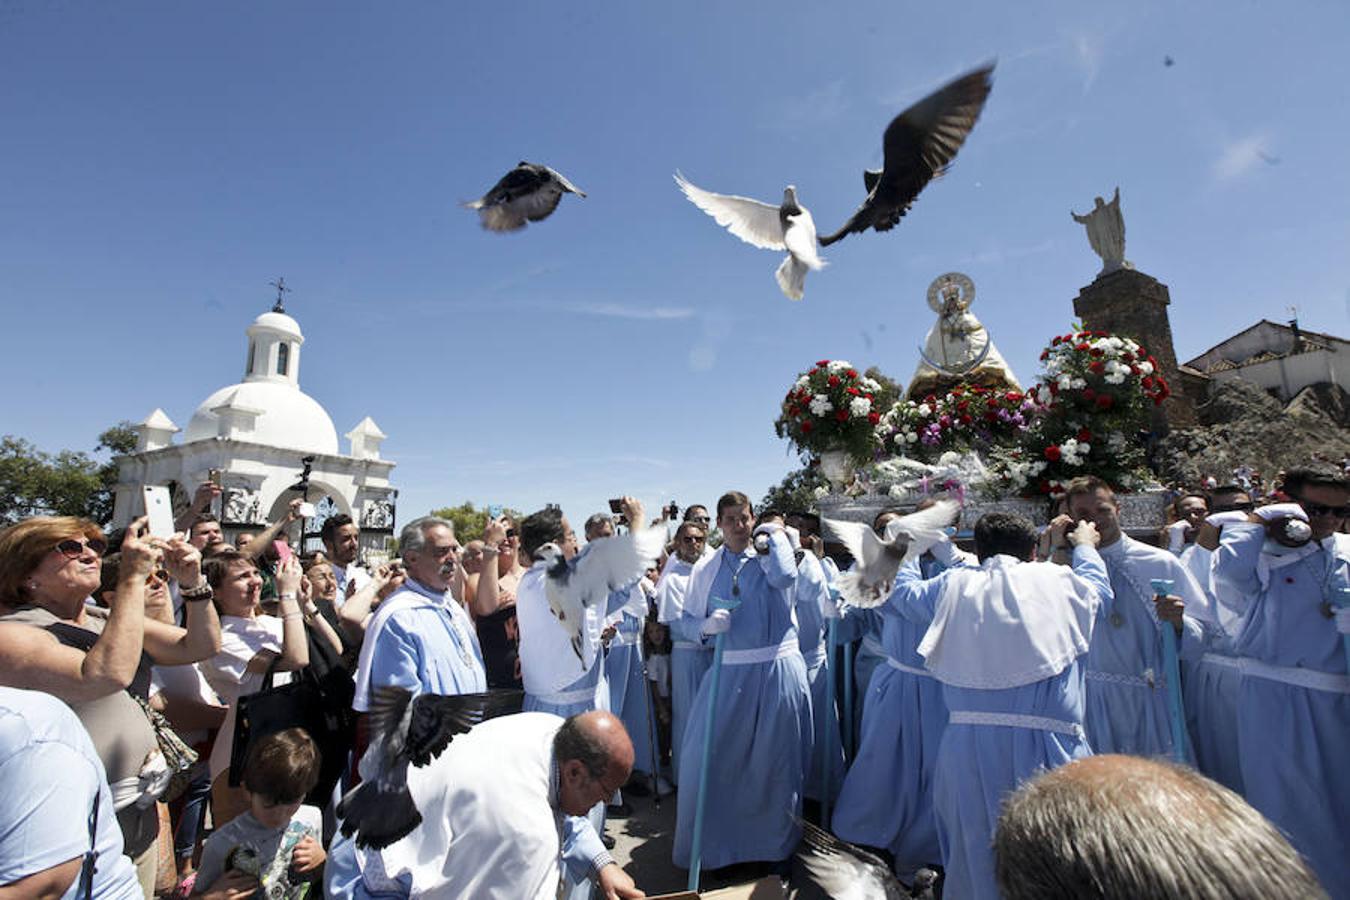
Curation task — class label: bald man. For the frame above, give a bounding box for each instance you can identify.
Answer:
[328,710,644,900]
[995,754,1326,899]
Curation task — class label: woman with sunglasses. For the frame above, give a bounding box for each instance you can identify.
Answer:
[0,515,222,897]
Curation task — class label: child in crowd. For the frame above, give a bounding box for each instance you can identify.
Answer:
[193,728,325,899]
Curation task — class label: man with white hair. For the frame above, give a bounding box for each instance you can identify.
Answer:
[352,516,486,713]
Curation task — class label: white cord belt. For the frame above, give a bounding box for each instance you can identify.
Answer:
[1199,653,1242,671]
[885,656,931,678]
[1239,658,1350,694]
[608,632,640,647]
[1086,668,1163,689]
[531,685,598,706]
[860,635,886,658]
[948,710,1085,738]
[722,637,800,667]
[672,640,709,652]
[801,645,827,668]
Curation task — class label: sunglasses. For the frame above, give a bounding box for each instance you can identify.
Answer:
[1298,499,1350,518]
[146,569,169,585]
[55,537,108,559]
[679,535,706,544]
[1210,501,1254,513]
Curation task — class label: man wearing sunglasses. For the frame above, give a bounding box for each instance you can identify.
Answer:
[654,522,710,786]
[1208,463,1350,896]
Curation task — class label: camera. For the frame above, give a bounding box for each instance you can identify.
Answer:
[667,501,679,520]
[608,498,623,514]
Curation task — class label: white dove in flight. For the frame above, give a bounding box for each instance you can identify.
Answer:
[674,171,825,301]
[539,523,667,660]
[822,499,960,608]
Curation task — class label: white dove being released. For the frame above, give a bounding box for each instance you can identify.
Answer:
[822,499,960,608]
[538,523,667,660]
[674,171,825,301]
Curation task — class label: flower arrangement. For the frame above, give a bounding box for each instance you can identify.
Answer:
[1017,329,1169,496]
[875,384,1043,462]
[775,360,887,463]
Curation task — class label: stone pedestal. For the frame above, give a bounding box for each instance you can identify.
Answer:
[1072,268,1200,428]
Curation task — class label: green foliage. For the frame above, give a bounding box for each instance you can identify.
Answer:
[428,501,526,544]
[0,421,137,527]
[760,466,828,515]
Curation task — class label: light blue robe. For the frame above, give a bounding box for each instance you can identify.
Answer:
[672,537,812,869]
[365,579,487,700]
[795,552,845,803]
[1214,524,1349,897]
[1084,536,1207,760]
[890,547,1113,900]
[658,558,712,786]
[605,596,655,777]
[833,555,955,878]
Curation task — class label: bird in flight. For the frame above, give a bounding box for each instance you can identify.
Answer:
[674,171,826,301]
[822,500,961,608]
[465,161,586,232]
[818,63,994,247]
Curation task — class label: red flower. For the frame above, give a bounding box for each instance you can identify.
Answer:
[816,359,830,367]
[1142,376,1155,389]
[1082,387,1097,401]
[1076,343,1091,352]
[957,400,970,411]
[959,414,973,425]
[925,394,938,405]
[1039,350,1050,360]
[1078,428,1093,442]
[835,410,849,422]
[1122,352,1135,363]
[1052,336,1063,345]
[1129,364,1140,375]
[1044,445,1062,462]
[828,375,840,387]
[1089,347,1105,357]
[1089,361,1106,374]
[1093,330,1108,338]
[1096,394,1115,410]
[984,410,999,423]
[1048,383,1059,396]
[1147,355,1158,368]
[864,393,873,401]
[801,421,813,432]
[846,386,860,396]
[845,369,858,379]
[1038,479,1052,494]
[867,412,881,424]
[939,415,953,428]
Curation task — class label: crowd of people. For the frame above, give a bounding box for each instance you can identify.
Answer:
[0,462,1345,899]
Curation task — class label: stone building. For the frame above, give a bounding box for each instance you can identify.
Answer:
[111,297,397,560]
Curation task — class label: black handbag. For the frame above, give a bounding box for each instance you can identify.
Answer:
[227,653,355,804]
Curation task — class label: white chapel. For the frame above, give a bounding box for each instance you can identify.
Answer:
[111,290,397,558]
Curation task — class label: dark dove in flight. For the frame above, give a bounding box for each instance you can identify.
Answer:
[336,687,524,849]
[818,63,994,247]
[675,171,826,301]
[465,161,586,232]
[795,818,940,899]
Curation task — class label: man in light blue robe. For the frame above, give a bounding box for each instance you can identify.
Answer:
[353,516,486,713]
[672,492,811,872]
[655,522,712,785]
[1208,465,1350,897]
[1060,477,1208,760]
[833,541,968,882]
[890,512,1112,900]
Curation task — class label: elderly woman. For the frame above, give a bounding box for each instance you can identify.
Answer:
[0,515,221,897]
[197,546,315,827]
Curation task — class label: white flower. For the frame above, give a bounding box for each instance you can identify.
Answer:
[849,396,872,418]
[906,431,919,443]
[813,486,830,499]
[917,403,932,417]
[795,375,810,390]
[859,377,881,393]
[1138,361,1154,375]
[1057,375,1073,390]
[1104,373,1126,385]
[1070,377,1087,390]
[809,394,833,416]
[827,360,852,373]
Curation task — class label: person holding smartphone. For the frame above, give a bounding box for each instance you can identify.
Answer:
[474,514,527,689]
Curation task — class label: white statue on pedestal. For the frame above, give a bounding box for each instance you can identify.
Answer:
[1072,186,1132,275]
[907,272,1021,400]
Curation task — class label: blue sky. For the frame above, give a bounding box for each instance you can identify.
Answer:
[2,1,1347,525]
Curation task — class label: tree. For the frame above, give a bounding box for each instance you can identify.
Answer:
[0,422,137,527]
[428,501,526,544]
[759,465,828,515]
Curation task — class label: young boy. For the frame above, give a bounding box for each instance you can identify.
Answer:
[193,728,325,899]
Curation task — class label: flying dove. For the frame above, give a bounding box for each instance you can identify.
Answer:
[465,161,586,232]
[822,500,960,608]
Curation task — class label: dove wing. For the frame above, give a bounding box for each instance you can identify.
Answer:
[877,63,994,207]
[674,172,787,250]
[783,207,825,269]
[406,689,526,766]
[550,524,666,619]
[543,165,586,196]
[365,685,416,755]
[822,518,871,566]
[795,819,904,900]
[886,499,962,564]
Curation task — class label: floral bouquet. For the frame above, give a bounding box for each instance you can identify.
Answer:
[1016,329,1169,496]
[875,384,1043,463]
[775,360,886,463]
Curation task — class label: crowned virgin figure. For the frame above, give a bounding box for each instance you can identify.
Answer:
[906,272,1021,401]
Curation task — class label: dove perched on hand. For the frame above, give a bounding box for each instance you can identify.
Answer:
[337,686,524,849]
[818,63,994,247]
[465,161,586,232]
[822,500,960,608]
[795,818,940,899]
[674,171,826,300]
[539,519,667,662]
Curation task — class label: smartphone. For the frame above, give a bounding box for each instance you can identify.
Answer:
[296,501,317,518]
[608,498,623,514]
[142,485,177,538]
[487,503,504,519]
[208,468,223,487]
[272,540,294,565]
